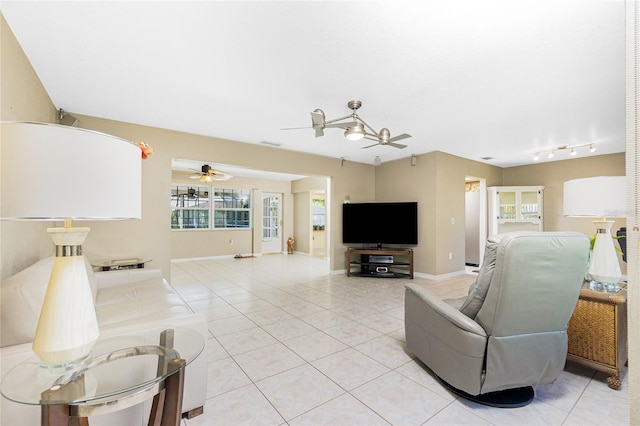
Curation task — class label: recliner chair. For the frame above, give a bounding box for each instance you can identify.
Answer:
[405,231,590,407]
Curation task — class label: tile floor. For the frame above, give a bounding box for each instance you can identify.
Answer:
[170,254,630,426]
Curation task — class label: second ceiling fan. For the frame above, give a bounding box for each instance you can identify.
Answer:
[283,100,411,149]
[174,164,233,182]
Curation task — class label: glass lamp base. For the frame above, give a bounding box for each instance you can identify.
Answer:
[589,280,620,293]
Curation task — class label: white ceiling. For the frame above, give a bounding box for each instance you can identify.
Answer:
[0,0,626,167]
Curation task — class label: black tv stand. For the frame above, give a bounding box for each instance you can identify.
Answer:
[345,248,413,279]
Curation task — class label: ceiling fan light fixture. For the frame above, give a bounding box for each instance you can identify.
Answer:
[344,123,366,141]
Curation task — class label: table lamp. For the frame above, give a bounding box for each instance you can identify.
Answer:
[563,176,626,287]
[1,122,141,366]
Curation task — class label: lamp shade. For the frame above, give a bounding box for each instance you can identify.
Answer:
[563,176,626,217]
[1,122,141,220]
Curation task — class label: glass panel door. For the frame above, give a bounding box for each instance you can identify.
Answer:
[261,193,282,253]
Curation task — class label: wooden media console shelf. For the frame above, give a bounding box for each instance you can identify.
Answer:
[346,248,413,279]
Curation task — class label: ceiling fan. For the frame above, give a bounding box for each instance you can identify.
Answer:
[282,100,411,149]
[176,164,233,182]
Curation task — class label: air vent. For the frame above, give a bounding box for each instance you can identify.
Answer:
[260,141,282,147]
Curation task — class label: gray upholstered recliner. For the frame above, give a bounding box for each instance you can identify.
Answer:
[405,231,590,407]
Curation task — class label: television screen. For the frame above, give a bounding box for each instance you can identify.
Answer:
[342,202,418,247]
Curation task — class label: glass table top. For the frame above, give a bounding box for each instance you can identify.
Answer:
[1,326,204,406]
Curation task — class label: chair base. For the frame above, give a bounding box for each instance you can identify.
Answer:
[435,375,534,408]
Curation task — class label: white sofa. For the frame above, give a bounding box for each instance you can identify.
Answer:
[0,257,208,425]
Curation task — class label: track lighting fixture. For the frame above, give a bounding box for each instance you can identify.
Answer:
[532,142,597,161]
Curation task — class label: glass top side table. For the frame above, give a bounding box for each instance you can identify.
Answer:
[1,327,204,425]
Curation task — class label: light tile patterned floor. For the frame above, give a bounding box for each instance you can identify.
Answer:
[172,254,630,426]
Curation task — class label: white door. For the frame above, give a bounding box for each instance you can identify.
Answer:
[262,193,282,254]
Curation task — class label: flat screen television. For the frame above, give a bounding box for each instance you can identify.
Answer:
[342,202,418,247]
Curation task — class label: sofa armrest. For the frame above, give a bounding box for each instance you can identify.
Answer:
[95,269,164,289]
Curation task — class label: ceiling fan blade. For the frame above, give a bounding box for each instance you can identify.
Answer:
[212,173,233,181]
[388,143,408,149]
[389,133,411,142]
[189,175,200,179]
[361,143,381,149]
[281,126,312,130]
[325,121,358,130]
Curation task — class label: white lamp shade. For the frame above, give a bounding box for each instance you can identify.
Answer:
[563,176,626,217]
[563,176,625,285]
[1,122,141,220]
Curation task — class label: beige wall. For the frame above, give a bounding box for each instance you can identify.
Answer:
[170,174,292,259]
[293,192,311,254]
[291,176,328,255]
[0,15,57,279]
[375,151,503,276]
[63,114,375,279]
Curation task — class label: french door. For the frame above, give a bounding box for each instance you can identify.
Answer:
[261,193,282,254]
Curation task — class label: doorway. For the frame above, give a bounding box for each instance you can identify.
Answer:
[465,177,487,267]
[262,192,283,254]
[311,193,326,258]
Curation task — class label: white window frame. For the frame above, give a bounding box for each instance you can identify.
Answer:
[171,185,251,230]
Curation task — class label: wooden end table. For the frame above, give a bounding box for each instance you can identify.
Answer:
[566,281,627,390]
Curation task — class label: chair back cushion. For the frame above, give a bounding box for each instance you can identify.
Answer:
[474,231,589,392]
[475,231,589,337]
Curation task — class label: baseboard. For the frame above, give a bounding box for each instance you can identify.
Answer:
[413,269,468,280]
[172,254,261,263]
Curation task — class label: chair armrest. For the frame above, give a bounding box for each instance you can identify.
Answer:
[405,283,486,336]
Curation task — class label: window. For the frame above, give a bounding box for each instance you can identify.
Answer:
[213,188,251,229]
[171,186,210,229]
[171,185,251,230]
[312,197,325,231]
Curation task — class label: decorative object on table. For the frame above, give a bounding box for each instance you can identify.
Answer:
[563,176,626,289]
[0,122,141,366]
[616,227,627,262]
[92,258,152,271]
